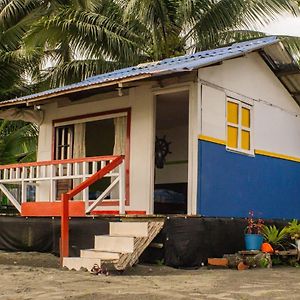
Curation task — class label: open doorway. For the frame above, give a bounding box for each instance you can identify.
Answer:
[154,91,189,214]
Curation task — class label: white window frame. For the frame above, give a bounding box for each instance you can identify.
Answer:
[226,97,254,156]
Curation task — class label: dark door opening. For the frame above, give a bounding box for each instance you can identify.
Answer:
[154,91,189,214]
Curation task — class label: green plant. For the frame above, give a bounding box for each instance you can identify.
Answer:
[271,257,283,266]
[286,219,300,240]
[155,258,165,266]
[259,257,270,268]
[261,225,288,250]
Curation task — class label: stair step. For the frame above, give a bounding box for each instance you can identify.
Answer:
[63,257,101,271]
[109,222,149,237]
[81,249,120,260]
[94,235,134,253]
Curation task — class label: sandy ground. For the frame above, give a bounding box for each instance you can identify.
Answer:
[0,252,300,299]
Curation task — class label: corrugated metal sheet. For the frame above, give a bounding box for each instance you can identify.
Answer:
[0,36,280,106]
[262,42,300,106]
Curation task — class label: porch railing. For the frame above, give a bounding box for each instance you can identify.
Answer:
[61,155,124,258]
[0,155,125,214]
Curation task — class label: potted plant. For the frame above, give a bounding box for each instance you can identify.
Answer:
[261,225,288,251]
[286,219,300,250]
[244,211,264,250]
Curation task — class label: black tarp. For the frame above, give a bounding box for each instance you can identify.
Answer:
[0,216,111,256]
[142,217,289,268]
[0,216,289,267]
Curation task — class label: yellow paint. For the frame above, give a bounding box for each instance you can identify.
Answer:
[198,135,226,145]
[199,135,300,164]
[241,130,250,150]
[227,102,238,124]
[227,126,238,148]
[242,107,250,128]
[255,149,300,163]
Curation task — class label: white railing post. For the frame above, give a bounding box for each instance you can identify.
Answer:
[119,160,125,215]
[21,167,26,204]
[50,165,56,202]
[0,156,125,214]
[82,162,89,207]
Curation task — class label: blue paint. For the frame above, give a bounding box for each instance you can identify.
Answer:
[197,140,300,219]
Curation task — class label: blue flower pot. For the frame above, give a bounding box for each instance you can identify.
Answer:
[244,234,263,250]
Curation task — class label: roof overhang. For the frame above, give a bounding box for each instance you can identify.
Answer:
[1,36,299,108]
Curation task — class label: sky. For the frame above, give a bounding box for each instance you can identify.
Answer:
[261,15,300,36]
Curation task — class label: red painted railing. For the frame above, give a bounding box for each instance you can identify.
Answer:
[60,155,124,259]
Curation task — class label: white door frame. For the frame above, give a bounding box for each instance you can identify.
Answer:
[151,83,198,215]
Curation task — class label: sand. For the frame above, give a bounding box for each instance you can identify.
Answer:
[0,251,300,299]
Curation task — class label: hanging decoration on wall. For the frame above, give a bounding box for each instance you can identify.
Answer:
[155,135,172,169]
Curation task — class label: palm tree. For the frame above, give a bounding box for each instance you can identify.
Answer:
[121,0,298,60]
[1,0,299,93]
[0,120,38,164]
[24,0,143,88]
[0,0,44,99]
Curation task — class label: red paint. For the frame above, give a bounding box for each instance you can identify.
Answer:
[21,201,85,217]
[66,156,123,199]
[52,108,131,205]
[0,155,118,170]
[53,108,131,125]
[91,210,146,215]
[60,156,124,260]
[61,194,70,258]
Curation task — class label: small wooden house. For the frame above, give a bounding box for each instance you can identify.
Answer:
[1,36,300,221]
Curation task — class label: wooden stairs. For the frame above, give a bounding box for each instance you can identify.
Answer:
[63,221,164,271]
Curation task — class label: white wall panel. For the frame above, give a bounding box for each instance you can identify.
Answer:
[199,52,300,157]
[37,88,153,212]
[201,85,226,141]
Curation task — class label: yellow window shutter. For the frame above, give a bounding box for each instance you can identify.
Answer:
[241,130,250,150]
[227,102,238,124]
[227,126,238,148]
[242,107,250,128]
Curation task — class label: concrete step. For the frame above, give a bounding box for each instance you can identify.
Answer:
[94,235,134,253]
[109,222,149,237]
[63,257,101,271]
[80,249,120,260]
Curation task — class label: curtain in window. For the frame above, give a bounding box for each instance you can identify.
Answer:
[113,117,127,155]
[111,117,127,199]
[73,123,86,158]
[73,123,86,199]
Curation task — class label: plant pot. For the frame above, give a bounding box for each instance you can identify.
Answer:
[244,234,263,250]
[295,239,300,251]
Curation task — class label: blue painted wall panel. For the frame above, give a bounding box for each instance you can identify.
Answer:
[198,140,300,219]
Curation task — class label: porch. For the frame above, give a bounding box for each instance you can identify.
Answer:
[0,155,128,217]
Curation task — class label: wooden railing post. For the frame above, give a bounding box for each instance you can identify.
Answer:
[61,193,69,259]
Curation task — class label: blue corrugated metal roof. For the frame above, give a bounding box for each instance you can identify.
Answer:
[1,36,279,106]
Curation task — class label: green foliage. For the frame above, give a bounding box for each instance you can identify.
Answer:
[259,257,270,268]
[1,0,299,100]
[0,120,38,164]
[261,225,288,249]
[286,219,300,240]
[271,256,282,266]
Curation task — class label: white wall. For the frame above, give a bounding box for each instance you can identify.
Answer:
[199,52,300,158]
[37,85,154,212]
[155,124,188,184]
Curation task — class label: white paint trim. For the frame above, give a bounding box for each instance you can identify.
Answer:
[188,83,199,215]
[149,95,156,214]
[226,98,254,156]
[153,83,197,215]
[54,112,126,127]
[152,84,191,95]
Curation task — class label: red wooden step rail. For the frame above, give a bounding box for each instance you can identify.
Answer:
[60,155,124,260]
